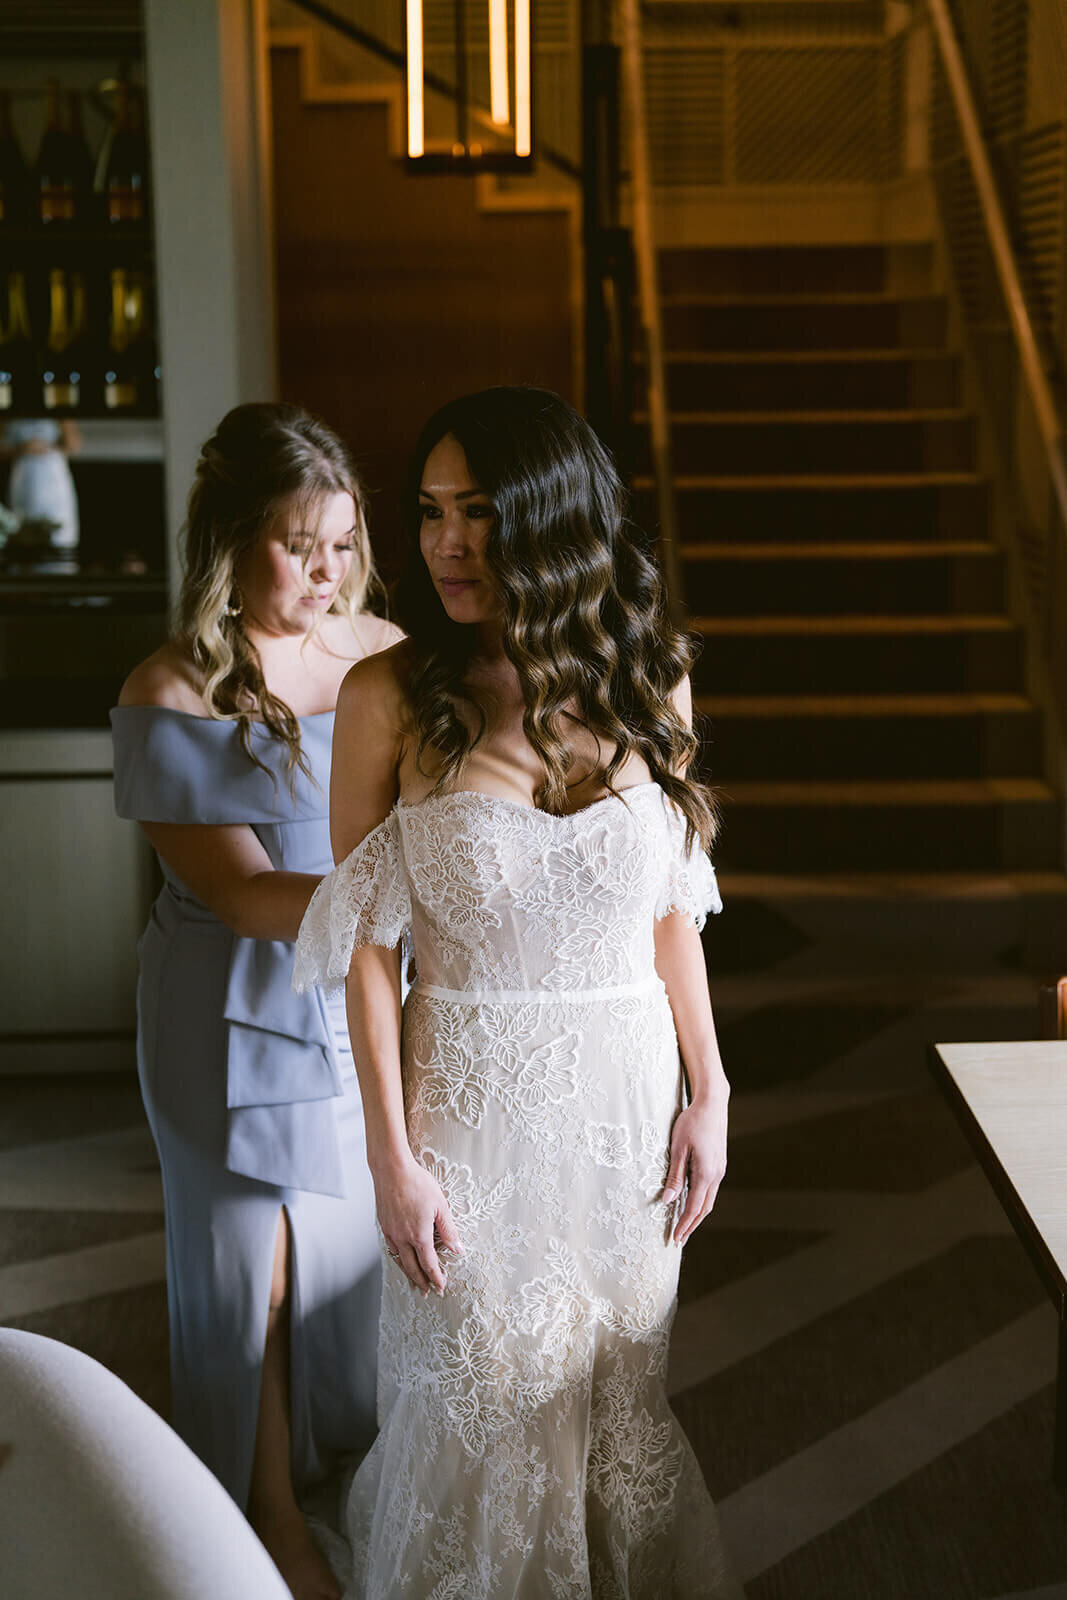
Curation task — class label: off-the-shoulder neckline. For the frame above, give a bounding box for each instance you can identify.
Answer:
[110,703,335,726]
[395,782,661,823]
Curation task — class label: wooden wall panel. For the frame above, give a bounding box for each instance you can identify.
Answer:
[269,47,574,575]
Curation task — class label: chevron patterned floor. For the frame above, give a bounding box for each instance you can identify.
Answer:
[3,888,1067,1597]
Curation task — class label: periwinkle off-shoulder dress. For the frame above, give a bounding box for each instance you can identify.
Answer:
[294,783,743,1599]
[110,705,380,1509]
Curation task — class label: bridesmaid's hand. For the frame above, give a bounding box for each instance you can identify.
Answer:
[375,1156,463,1296]
[662,1096,728,1245]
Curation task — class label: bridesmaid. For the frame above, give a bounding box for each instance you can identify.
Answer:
[111,402,400,1600]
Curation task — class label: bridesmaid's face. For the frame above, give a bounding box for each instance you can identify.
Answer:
[237,490,358,637]
[419,435,502,627]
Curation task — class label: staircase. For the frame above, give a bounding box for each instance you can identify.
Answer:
[636,243,1064,899]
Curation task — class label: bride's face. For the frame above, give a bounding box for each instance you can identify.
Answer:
[418,435,502,627]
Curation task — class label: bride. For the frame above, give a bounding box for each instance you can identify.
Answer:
[294,386,742,1597]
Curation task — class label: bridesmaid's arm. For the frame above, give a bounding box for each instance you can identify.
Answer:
[331,647,462,1298]
[138,820,320,941]
[120,649,319,940]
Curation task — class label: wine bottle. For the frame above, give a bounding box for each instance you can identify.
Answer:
[65,90,96,225]
[36,79,76,225]
[0,272,34,413]
[104,81,147,226]
[105,266,148,411]
[41,269,88,414]
[0,90,30,227]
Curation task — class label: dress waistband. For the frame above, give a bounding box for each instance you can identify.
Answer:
[412,975,663,1006]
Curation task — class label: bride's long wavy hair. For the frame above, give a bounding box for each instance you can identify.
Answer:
[175,402,377,783]
[396,386,717,849]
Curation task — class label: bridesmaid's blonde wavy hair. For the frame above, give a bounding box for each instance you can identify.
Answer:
[176,402,378,783]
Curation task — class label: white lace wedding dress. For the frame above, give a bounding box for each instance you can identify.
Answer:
[293,783,742,1599]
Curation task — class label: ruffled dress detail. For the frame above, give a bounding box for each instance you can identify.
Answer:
[110,705,380,1510]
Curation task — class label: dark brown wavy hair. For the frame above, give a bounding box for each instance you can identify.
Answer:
[396,386,717,850]
[175,402,377,783]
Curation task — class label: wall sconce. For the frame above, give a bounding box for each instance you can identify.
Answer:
[406,0,532,171]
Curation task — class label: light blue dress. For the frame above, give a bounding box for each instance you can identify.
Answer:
[110,705,380,1510]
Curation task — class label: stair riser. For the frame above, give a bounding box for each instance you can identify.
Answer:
[683,551,1002,616]
[699,710,1043,781]
[662,300,948,352]
[657,244,933,296]
[715,799,1062,872]
[643,357,960,413]
[638,483,989,543]
[690,631,1024,695]
[699,886,1067,976]
[646,417,975,476]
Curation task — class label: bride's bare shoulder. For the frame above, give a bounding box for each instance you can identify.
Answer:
[354,611,406,657]
[117,643,207,715]
[320,609,403,662]
[337,637,414,723]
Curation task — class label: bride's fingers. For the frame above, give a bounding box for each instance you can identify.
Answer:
[397,1241,433,1295]
[414,1233,447,1296]
[434,1204,464,1258]
[705,1166,726,1216]
[661,1139,689,1205]
[675,1180,711,1245]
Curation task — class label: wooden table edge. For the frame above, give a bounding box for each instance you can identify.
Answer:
[926,1041,1067,1319]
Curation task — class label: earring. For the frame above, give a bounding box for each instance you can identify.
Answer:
[223,591,243,618]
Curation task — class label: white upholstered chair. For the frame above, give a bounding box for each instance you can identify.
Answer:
[0,1329,292,1599]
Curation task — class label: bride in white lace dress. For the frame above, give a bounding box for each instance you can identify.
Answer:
[294,388,742,1599]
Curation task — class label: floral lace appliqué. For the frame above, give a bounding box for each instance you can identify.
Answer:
[291,788,738,1599]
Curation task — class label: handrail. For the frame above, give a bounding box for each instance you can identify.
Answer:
[926,0,1067,532]
[286,0,581,181]
[619,0,683,622]
[581,36,635,475]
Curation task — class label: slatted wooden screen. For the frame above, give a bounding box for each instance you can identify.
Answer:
[637,2,905,189]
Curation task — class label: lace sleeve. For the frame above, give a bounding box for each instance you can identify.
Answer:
[292,812,411,994]
[655,804,723,931]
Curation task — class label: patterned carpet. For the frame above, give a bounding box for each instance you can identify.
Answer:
[2,880,1067,1597]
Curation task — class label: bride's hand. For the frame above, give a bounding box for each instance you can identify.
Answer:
[374,1156,463,1296]
[661,1096,728,1246]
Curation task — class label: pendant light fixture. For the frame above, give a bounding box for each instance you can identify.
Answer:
[406,0,533,170]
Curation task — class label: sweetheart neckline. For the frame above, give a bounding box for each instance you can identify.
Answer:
[395,782,661,823]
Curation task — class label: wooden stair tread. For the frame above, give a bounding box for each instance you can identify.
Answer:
[659,291,944,308]
[689,614,1015,636]
[680,540,995,561]
[636,472,982,490]
[694,693,1033,717]
[655,349,960,365]
[720,778,1055,805]
[636,409,971,426]
[713,869,1067,898]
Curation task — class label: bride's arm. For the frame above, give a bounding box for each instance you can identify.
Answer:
[652,671,730,1246]
[331,649,462,1297]
[653,914,729,1245]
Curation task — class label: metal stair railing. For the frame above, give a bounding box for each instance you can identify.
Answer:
[619,0,682,621]
[926,0,1067,536]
